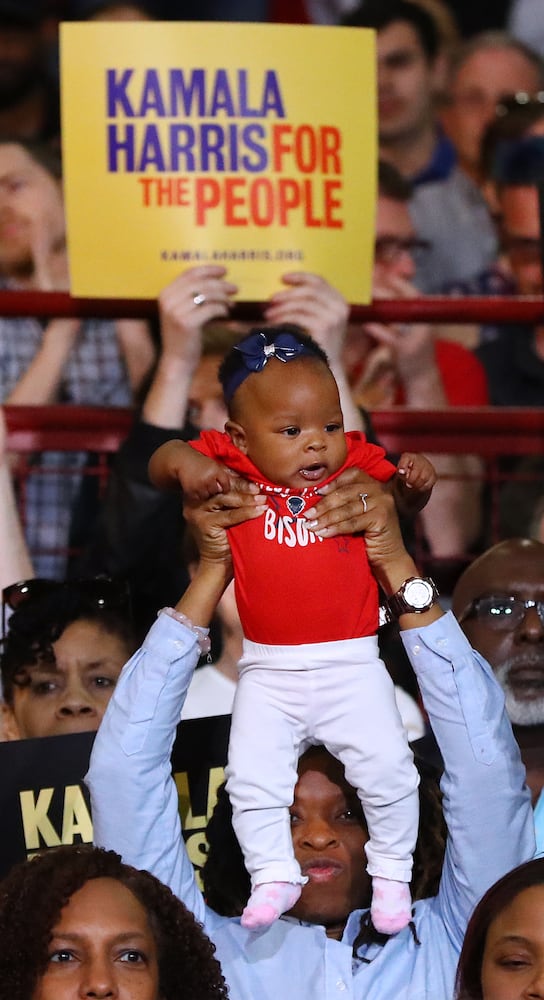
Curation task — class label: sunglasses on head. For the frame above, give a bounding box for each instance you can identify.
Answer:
[2,576,132,637]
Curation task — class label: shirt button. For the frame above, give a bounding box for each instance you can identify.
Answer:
[412,644,421,654]
[437,638,447,647]
[336,980,347,991]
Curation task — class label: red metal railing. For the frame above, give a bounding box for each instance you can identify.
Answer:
[6,405,544,575]
[5,405,134,453]
[0,290,544,323]
[6,405,544,459]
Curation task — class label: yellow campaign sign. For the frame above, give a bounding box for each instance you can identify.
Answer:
[60,22,376,302]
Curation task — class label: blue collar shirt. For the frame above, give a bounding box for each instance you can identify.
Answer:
[88,610,535,1000]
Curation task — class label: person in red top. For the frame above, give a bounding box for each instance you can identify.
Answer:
[149,326,436,937]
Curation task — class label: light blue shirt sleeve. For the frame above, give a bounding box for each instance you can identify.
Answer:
[86,612,207,925]
[401,611,535,952]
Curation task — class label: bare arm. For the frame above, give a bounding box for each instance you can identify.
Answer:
[114,319,156,394]
[179,478,267,623]
[5,318,81,404]
[148,438,232,500]
[391,451,436,515]
[0,408,33,591]
[142,266,237,429]
[5,209,83,405]
[361,487,443,628]
[400,358,482,558]
[360,275,483,557]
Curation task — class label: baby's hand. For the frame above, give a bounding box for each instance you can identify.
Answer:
[397,452,436,493]
[182,454,233,502]
[148,440,232,501]
[395,453,436,512]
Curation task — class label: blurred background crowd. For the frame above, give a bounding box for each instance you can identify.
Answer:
[2,0,544,756]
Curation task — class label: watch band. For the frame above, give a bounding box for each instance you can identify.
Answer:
[386,576,439,620]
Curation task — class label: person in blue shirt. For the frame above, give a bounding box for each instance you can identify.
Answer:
[87,476,535,1000]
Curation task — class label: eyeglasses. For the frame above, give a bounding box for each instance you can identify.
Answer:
[374,236,431,265]
[495,91,544,117]
[2,576,132,637]
[459,596,544,630]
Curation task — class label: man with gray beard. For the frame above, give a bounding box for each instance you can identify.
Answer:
[452,538,544,848]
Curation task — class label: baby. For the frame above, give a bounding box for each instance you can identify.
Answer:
[150,326,436,934]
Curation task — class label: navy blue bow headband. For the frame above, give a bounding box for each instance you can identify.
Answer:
[222,330,319,403]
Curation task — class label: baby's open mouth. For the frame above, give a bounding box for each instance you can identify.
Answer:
[299,464,327,481]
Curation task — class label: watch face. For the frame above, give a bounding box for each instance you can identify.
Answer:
[404,578,434,610]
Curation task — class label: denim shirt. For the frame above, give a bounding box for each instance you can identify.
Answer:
[88,611,534,1000]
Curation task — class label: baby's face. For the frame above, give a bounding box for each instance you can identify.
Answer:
[227,357,347,488]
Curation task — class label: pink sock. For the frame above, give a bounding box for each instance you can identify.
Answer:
[241,881,302,930]
[370,876,412,935]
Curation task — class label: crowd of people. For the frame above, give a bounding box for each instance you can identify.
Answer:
[2,1,544,999]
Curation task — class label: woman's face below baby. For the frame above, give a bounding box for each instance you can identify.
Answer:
[288,748,370,939]
[226,357,347,489]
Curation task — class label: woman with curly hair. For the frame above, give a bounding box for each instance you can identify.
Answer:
[455,858,544,1000]
[0,844,229,1000]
